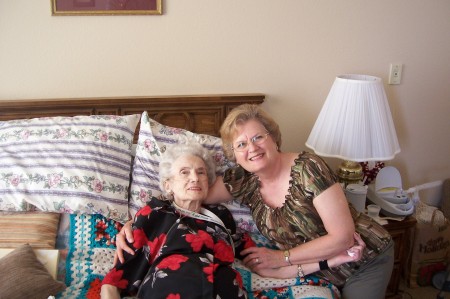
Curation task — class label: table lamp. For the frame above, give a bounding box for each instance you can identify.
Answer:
[305,74,401,185]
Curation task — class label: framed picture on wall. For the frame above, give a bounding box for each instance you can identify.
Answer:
[51,0,162,16]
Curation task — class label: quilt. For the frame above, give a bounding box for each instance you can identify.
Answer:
[56,213,339,299]
[57,214,121,299]
[233,232,340,299]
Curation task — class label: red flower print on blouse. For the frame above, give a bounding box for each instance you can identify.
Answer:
[214,239,234,263]
[158,254,188,271]
[148,234,167,263]
[136,205,152,217]
[132,228,148,249]
[166,294,180,299]
[203,263,219,283]
[102,268,128,289]
[242,233,256,249]
[185,230,214,252]
[233,268,244,289]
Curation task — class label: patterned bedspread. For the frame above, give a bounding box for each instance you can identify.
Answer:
[56,213,340,299]
[57,214,120,299]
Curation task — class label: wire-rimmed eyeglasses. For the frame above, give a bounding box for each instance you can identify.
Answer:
[231,132,270,152]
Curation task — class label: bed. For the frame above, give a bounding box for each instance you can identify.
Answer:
[0,94,340,299]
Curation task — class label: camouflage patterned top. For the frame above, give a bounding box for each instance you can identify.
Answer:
[223,151,392,287]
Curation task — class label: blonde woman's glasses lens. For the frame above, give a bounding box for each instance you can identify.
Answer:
[232,133,270,152]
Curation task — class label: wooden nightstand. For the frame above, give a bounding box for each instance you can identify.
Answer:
[383,216,417,298]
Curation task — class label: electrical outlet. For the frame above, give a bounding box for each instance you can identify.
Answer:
[389,63,402,85]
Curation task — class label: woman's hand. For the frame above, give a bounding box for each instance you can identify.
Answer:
[329,232,366,267]
[113,219,135,265]
[347,232,366,261]
[241,246,285,270]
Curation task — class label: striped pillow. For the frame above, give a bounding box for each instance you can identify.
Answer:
[128,112,235,217]
[0,114,139,223]
[0,212,60,249]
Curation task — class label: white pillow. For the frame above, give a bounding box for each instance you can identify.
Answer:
[0,114,140,223]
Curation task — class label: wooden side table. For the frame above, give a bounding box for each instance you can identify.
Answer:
[383,216,417,298]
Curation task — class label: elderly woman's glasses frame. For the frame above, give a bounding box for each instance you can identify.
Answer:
[231,132,270,152]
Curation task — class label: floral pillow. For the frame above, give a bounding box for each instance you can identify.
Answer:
[0,114,140,223]
[128,111,235,217]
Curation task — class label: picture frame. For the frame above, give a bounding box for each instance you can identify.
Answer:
[51,0,162,16]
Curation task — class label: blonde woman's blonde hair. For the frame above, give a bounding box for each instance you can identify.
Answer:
[220,104,281,162]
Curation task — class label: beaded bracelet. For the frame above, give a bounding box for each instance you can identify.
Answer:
[284,250,292,265]
[297,264,305,278]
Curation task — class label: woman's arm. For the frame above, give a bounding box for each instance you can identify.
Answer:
[289,183,355,265]
[109,208,155,294]
[204,176,234,204]
[304,182,356,258]
[246,232,365,279]
[100,285,121,299]
[240,183,355,269]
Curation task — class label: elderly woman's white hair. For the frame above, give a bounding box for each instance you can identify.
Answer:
[159,142,216,197]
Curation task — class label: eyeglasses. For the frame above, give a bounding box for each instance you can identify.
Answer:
[231,132,270,152]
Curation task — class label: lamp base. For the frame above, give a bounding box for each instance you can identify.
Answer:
[337,161,363,186]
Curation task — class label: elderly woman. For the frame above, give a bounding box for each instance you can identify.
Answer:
[111,140,366,298]
[101,142,248,299]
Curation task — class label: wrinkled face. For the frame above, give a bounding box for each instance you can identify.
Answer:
[232,119,278,174]
[165,154,209,203]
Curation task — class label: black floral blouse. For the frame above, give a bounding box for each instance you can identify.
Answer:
[223,151,392,287]
[102,197,252,299]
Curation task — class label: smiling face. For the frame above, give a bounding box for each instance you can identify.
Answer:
[232,119,279,174]
[164,154,209,210]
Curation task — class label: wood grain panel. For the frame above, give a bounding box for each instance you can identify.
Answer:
[0,94,265,140]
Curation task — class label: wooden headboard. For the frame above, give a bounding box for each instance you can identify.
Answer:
[0,94,265,139]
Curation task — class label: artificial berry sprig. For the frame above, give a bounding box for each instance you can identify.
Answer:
[360,161,385,185]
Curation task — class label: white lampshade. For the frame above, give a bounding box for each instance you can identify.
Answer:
[306,74,400,162]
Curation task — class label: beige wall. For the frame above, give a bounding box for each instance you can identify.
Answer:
[1,1,449,204]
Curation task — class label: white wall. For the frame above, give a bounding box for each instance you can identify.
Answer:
[1,1,449,203]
